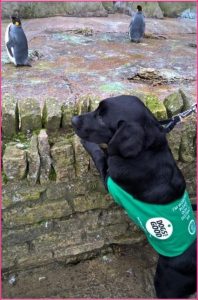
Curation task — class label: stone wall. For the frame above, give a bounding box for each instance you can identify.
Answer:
[158,2,196,18]
[2,1,196,19]
[2,2,108,19]
[2,91,196,273]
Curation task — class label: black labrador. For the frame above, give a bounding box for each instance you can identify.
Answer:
[72,95,196,298]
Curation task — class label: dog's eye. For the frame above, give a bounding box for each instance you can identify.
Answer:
[95,110,107,127]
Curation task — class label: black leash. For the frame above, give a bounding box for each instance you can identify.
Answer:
[160,103,197,133]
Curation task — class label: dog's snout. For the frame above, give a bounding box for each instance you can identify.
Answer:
[72,116,80,128]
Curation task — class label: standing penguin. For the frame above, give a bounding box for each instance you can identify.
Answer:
[5,13,31,66]
[129,5,145,43]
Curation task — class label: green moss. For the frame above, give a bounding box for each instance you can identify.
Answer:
[145,95,167,120]
[99,82,125,93]
[2,171,9,184]
[3,132,30,156]
[49,167,57,181]
[163,92,184,117]
[13,132,29,143]
[32,129,42,135]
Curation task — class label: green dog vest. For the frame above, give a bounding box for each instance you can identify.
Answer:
[107,177,196,257]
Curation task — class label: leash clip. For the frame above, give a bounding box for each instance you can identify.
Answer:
[161,103,197,133]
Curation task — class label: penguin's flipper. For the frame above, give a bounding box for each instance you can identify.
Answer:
[6,40,14,58]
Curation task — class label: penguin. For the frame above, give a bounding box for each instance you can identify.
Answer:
[5,14,31,66]
[129,5,145,43]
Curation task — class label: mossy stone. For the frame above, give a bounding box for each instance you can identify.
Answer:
[179,117,196,162]
[2,94,19,138]
[18,98,42,133]
[163,92,184,117]
[50,140,75,182]
[38,130,51,185]
[27,135,40,186]
[145,95,167,120]
[3,144,27,181]
[3,198,72,228]
[42,98,62,131]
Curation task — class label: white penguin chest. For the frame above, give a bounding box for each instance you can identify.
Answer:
[5,23,16,65]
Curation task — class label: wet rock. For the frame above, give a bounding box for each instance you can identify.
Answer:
[179,116,196,162]
[3,144,27,181]
[18,98,42,133]
[2,94,19,137]
[145,95,167,120]
[38,130,51,185]
[27,135,40,186]
[50,140,75,182]
[42,98,62,131]
[163,91,184,117]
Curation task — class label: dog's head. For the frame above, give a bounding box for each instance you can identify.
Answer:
[72,95,166,158]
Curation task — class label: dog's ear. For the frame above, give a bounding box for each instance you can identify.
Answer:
[144,119,166,149]
[108,120,145,158]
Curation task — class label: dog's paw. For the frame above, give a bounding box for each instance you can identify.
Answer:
[80,139,101,153]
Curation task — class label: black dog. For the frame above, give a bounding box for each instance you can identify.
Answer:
[72,95,196,298]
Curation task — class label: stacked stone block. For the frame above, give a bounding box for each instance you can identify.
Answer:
[2,90,196,273]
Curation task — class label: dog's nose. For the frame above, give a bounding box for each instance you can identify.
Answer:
[71,116,80,128]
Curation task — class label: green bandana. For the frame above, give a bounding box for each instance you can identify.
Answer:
[107,177,196,257]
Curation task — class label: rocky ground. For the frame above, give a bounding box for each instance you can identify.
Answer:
[3,243,158,298]
[2,14,196,106]
[2,14,196,298]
